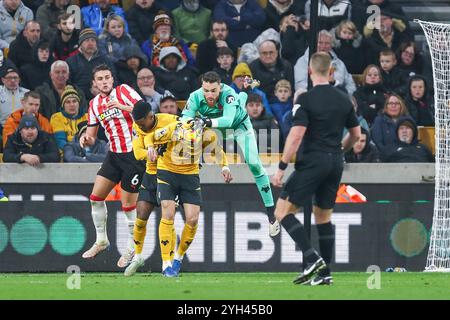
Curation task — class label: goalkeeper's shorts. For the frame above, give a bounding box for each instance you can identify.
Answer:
[156,170,202,206]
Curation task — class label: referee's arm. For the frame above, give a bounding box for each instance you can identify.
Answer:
[272,125,305,187]
[342,126,361,153]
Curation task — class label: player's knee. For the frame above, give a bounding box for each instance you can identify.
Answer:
[185,215,199,226]
[248,163,264,176]
[90,194,105,207]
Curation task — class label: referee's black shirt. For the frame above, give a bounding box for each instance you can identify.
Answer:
[292,84,359,154]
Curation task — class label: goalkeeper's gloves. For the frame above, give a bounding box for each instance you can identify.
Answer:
[197,116,212,128]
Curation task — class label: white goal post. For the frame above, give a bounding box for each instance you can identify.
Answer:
[416,20,450,272]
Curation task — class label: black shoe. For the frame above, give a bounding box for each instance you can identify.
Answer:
[310,275,333,286]
[293,257,326,285]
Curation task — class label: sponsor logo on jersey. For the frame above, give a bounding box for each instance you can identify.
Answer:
[98,107,121,121]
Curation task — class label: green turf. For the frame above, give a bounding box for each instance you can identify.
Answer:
[0,272,449,300]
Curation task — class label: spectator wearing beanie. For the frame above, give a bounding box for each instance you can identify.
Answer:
[66,28,116,99]
[141,11,196,68]
[230,62,272,115]
[3,113,60,164]
[50,85,87,151]
[0,67,29,127]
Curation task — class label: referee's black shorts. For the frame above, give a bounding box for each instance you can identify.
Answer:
[157,170,202,206]
[280,151,344,209]
[138,173,159,206]
[97,151,145,193]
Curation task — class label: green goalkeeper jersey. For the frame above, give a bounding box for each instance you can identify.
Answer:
[181,83,249,130]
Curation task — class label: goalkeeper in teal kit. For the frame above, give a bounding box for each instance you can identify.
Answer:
[182,71,280,237]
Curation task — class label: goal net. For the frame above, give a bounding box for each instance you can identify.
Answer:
[416,20,450,272]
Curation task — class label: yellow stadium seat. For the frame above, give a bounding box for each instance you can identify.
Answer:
[203,152,242,165]
[258,153,282,165]
[418,126,435,155]
[176,100,187,110]
[0,153,3,162]
[226,153,242,164]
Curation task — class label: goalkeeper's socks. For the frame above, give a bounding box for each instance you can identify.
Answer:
[266,205,276,223]
[317,222,335,265]
[281,214,320,263]
[159,219,174,262]
[255,175,275,208]
[123,205,137,251]
[177,223,198,257]
[90,195,108,244]
[133,218,147,255]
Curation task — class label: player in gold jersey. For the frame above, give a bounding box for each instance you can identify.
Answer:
[126,99,231,277]
[124,98,179,276]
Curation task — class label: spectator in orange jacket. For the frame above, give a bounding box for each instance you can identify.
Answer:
[2,91,53,147]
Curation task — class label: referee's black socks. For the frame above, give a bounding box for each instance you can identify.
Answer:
[317,222,335,276]
[281,214,320,263]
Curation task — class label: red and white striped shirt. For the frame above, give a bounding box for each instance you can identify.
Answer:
[88,84,142,153]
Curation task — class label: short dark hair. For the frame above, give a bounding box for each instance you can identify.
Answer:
[201,71,222,84]
[246,93,263,105]
[92,64,113,80]
[23,91,41,101]
[216,47,234,58]
[132,100,151,120]
[211,20,228,31]
[58,13,74,24]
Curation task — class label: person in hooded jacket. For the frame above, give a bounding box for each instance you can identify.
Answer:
[246,92,280,151]
[344,127,380,163]
[98,14,139,64]
[381,116,434,163]
[153,46,198,100]
[331,20,366,74]
[115,45,148,88]
[353,64,388,127]
[172,0,212,44]
[404,75,434,127]
[20,40,54,90]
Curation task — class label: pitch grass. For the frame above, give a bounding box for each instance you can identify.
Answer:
[0,272,449,300]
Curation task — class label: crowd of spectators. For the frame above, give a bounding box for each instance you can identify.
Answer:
[0,0,435,164]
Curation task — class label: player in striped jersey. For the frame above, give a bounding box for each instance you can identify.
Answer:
[80,64,145,268]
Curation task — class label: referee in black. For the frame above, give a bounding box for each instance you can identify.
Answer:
[271,52,361,286]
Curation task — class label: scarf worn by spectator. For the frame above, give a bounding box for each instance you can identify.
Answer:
[151,35,188,67]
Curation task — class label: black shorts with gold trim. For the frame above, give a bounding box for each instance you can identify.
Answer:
[156,169,202,206]
[138,173,159,206]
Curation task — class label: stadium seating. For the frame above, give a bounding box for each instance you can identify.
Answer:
[417,126,435,155]
[176,100,187,111]
[0,153,2,163]
[258,153,282,165]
